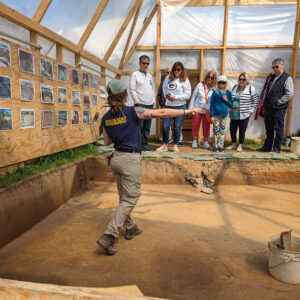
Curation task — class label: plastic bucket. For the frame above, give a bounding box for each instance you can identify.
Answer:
[291,137,300,155]
[268,235,300,284]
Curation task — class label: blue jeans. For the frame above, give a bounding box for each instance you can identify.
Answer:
[163,104,186,145]
[135,104,153,150]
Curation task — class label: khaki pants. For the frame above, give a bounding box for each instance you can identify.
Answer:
[105,151,141,238]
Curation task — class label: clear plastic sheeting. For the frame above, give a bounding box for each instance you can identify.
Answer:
[124,50,156,72]
[41,0,101,44]
[81,57,101,76]
[228,5,296,46]
[85,0,134,59]
[138,13,156,46]
[0,0,40,18]
[204,50,221,76]
[38,36,56,59]
[291,78,300,135]
[63,48,75,66]
[0,17,30,48]
[160,50,200,69]
[225,49,292,73]
[161,6,224,46]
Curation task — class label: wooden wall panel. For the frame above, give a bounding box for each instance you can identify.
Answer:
[0,38,105,168]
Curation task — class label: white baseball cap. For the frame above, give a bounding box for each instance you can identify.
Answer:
[218,75,227,82]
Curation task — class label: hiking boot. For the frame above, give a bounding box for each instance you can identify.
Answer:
[125,224,143,240]
[97,234,118,255]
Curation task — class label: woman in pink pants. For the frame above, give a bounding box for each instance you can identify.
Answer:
[189,70,217,149]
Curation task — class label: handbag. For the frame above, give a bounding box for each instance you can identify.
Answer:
[203,83,213,124]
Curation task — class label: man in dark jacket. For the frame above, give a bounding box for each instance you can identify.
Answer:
[157,66,171,108]
[259,58,294,153]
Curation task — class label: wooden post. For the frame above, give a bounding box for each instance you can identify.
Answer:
[32,0,52,23]
[198,49,205,143]
[155,0,162,138]
[221,0,229,74]
[285,1,300,137]
[56,44,63,62]
[75,53,81,68]
[30,31,39,52]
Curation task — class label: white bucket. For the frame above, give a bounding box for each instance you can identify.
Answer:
[268,235,300,284]
[291,137,300,154]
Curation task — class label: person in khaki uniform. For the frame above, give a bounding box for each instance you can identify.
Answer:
[97,79,201,255]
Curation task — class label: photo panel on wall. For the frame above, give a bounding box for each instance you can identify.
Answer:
[71,110,80,125]
[58,87,67,104]
[0,76,12,100]
[92,94,98,107]
[20,109,35,129]
[83,73,89,87]
[58,110,67,126]
[71,69,79,85]
[83,110,90,124]
[83,92,90,106]
[40,57,54,79]
[0,108,12,131]
[57,64,67,82]
[72,90,80,106]
[20,79,35,102]
[42,110,53,128]
[41,84,54,104]
[19,49,35,74]
[92,76,98,89]
[0,42,11,68]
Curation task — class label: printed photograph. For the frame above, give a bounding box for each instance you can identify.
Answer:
[83,110,90,124]
[58,110,67,126]
[92,94,98,107]
[19,49,35,74]
[83,92,90,106]
[99,85,106,98]
[92,111,100,123]
[20,109,35,129]
[92,76,98,89]
[0,76,12,100]
[0,42,11,68]
[20,79,35,101]
[71,110,79,125]
[40,84,54,104]
[42,110,53,128]
[40,57,54,79]
[0,108,12,131]
[72,90,80,105]
[71,69,79,85]
[83,73,89,87]
[58,87,67,104]
[57,64,67,82]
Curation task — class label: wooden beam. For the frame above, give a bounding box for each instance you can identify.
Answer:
[285,1,300,136]
[156,0,162,137]
[122,5,157,71]
[184,0,296,6]
[118,0,143,71]
[32,0,52,23]
[137,45,293,50]
[221,0,229,74]
[159,45,223,50]
[104,0,141,62]
[77,0,109,50]
[56,44,63,62]
[0,2,121,74]
[29,31,39,51]
[199,49,204,81]
[225,72,269,77]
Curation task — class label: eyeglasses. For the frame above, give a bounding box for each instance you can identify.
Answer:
[166,71,170,74]
[174,68,182,72]
[272,65,280,69]
[218,81,226,85]
[141,62,150,65]
[207,76,214,79]
[239,78,246,81]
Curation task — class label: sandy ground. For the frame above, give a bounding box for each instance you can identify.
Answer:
[0,182,300,300]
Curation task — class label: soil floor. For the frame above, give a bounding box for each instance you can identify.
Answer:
[0,182,300,300]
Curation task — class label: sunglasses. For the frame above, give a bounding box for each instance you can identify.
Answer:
[272,65,280,69]
[207,76,214,79]
[141,62,150,65]
[166,71,170,74]
[174,68,182,72]
[239,78,246,81]
[218,81,226,85]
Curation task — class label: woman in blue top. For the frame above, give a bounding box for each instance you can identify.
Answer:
[210,75,233,152]
[97,79,201,255]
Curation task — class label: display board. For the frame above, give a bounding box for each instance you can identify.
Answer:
[0,38,106,168]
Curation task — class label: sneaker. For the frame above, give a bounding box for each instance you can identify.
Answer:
[156,145,168,153]
[174,144,179,153]
[192,140,198,148]
[226,144,236,150]
[202,141,210,149]
[125,224,143,240]
[218,148,225,152]
[97,234,118,255]
[213,147,218,152]
[236,144,243,152]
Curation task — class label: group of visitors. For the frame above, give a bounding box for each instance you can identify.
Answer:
[96,55,294,255]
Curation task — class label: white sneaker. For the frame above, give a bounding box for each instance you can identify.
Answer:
[192,140,197,148]
[202,141,210,149]
[226,144,237,150]
[237,144,243,152]
[156,145,168,153]
[174,145,179,153]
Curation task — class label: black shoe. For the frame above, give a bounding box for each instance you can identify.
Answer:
[272,149,280,153]
[97,234,118,255]
[125,224,143,240]
[178,142,184,146]
[141,146,150,151]
[218,148,225,152]
[258,147,271,152]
